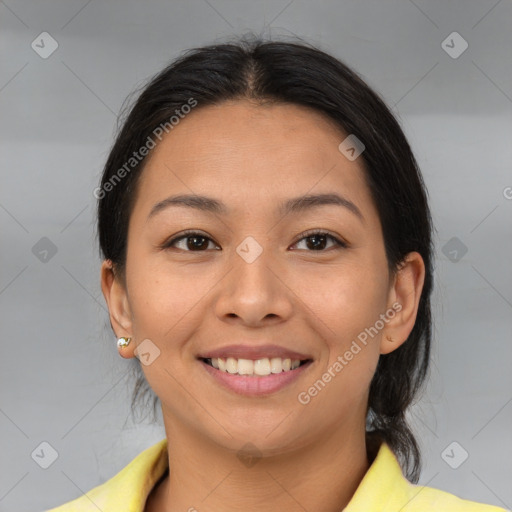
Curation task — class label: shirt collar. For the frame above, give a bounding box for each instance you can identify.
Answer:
[343,441,411,511]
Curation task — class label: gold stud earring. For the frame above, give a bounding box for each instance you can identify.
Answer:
[117,337,132,349]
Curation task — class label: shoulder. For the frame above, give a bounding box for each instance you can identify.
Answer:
[345,442,509,512]
[401,481,509,511]
[45,438,168,511]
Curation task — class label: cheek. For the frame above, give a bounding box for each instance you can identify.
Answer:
[296,257,389,386]
[125,253,226,348]
[305,267,385,407]
[303,262,389,335]
[125,254,195,340]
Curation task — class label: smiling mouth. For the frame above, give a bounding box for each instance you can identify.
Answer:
[200,357,312,377]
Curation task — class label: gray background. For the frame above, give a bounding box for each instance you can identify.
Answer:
[1,1,511,511]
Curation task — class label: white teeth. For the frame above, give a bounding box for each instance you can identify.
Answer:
[206,357,304,376]
[237,358,254,375]
[254,358,271,376]
[226,357,238,374]
[270,357,282,373]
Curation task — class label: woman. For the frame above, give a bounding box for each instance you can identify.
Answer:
[47,36,507,511]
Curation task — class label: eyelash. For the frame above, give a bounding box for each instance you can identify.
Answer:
[159,229,348,252]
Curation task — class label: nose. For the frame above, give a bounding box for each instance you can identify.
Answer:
[214,241,293,327]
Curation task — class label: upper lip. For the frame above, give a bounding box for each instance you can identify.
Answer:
[198,344,313,361]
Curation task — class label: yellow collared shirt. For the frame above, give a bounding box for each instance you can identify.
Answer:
[46,439,508,511]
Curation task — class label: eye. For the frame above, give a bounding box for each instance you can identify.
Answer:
[160,230,220,252]
[160,229,348,252]
[291,229,348,251]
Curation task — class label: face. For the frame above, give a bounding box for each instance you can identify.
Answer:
[102,99,424,455]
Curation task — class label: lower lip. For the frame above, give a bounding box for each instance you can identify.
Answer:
[199,359,313,396]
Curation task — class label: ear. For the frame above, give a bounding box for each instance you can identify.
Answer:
[380,251,426,355]
[100,259,136,359]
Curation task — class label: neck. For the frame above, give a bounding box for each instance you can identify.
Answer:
[146,414,371,512]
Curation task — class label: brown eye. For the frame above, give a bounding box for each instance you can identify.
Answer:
[291,230,347,251]
[162,231,219,251]
[161,229,347,252]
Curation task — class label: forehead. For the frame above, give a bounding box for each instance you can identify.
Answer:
[133,100,376,222]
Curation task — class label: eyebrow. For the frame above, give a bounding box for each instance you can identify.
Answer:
[147,192,365,223]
